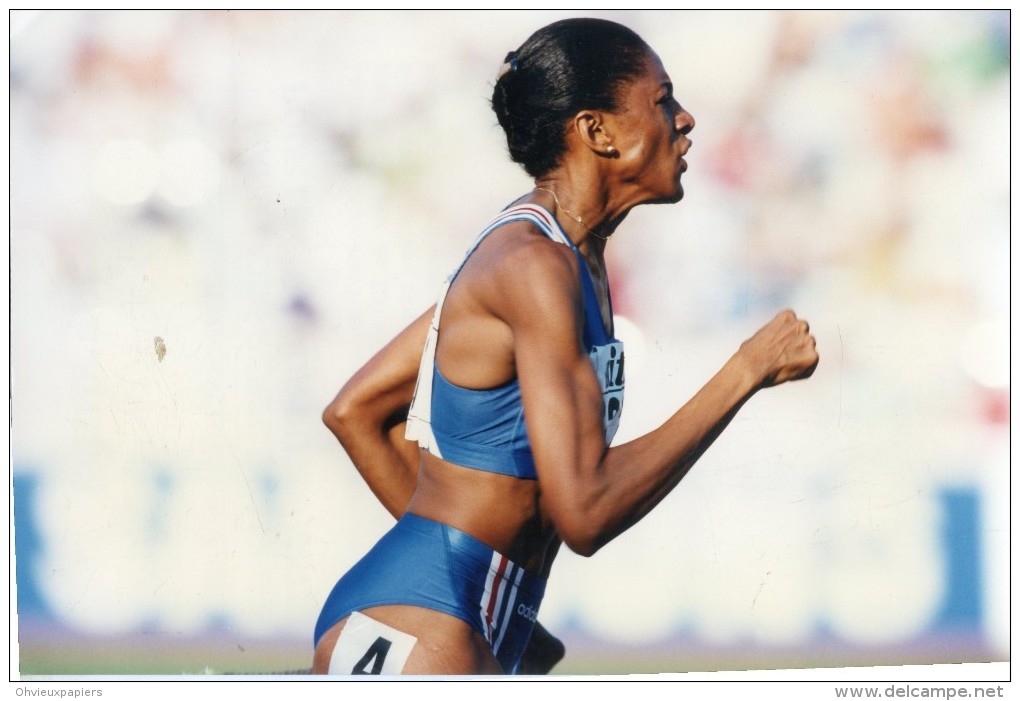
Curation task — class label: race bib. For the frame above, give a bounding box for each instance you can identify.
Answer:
[328,612,418,675]
[588,341,625,444]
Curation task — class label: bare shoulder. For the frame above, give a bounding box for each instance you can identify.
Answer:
[466,219,581,322]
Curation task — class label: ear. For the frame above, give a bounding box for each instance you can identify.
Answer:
[570,110,617,158]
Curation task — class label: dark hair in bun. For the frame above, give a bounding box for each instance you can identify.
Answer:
[491,18,652,178]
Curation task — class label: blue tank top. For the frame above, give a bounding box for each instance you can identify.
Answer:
[405,203,625,479]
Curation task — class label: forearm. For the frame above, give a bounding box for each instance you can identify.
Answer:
[593,352,758,544]
[328,405,419,518]
[323,307,434,519]
[549,350,759,555]
[535,309,816,556]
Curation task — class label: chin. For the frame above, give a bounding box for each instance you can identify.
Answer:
[649,186,684,205]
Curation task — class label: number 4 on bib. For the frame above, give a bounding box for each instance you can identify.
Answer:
[351,636,392,674]
[328,612,418,675]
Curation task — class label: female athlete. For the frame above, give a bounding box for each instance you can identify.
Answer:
[312,17,818,675]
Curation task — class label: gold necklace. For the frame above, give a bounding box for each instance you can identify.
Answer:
[535,187,611,241]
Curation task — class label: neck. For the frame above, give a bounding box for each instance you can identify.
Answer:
[534,187,605,243]
[533,179,623,252]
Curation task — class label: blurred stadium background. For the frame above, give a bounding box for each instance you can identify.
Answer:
[9,10,1010,676]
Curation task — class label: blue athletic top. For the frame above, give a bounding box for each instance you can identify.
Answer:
[404,203,625,479]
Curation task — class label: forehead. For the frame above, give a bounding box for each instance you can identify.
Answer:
[644,52,670,85]
[621,52,671,100]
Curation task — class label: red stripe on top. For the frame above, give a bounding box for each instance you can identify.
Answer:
[490,204,555,232]
[484,555,510,640]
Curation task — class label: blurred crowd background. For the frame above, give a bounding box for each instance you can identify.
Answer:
[9,10,1010,675]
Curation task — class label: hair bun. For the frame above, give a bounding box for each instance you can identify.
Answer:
[490,19,650,179]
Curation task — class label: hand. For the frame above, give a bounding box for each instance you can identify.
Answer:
[738,310,819,389]
[517,621,565,675]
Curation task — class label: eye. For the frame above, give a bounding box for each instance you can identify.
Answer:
[657,94,679,117]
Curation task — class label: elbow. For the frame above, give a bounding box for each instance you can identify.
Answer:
[322,392,360,441]
[545,491,613,558]
[560,532,604,559]
[553,512,607,559]
[563,538,601,559]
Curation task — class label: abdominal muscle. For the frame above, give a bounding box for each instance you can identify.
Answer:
[407,451,559,578]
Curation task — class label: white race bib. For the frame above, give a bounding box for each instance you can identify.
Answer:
[588,341,625,444]
[328,612,418,675]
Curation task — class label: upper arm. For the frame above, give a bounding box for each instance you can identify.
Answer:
[495,244,608,543]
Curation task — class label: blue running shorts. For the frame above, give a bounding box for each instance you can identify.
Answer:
[314,513,546,674]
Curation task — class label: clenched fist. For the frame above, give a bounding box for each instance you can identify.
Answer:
[738,310,819,389]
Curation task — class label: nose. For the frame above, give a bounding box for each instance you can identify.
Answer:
[676,107,695,136]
